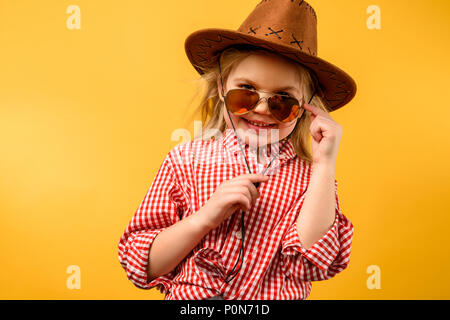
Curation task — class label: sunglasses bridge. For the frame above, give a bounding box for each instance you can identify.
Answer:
[232,88,294,102]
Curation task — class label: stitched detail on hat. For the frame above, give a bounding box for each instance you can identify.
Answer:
[304,3,317,19]
[265,27,284,39]
[291,0,317,20]
[248,26,261,35]
[194,34,239,62]
[315,68,351,107]
[334,90,352,95]
[290,34,303,51]
[307,47,316,56]
[317,69,347,88]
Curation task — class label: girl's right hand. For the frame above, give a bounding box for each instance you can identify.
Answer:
[198,174,270,230]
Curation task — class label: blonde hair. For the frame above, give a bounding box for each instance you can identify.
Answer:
[185,44,331,164]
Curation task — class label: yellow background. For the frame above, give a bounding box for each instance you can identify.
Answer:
[1,0,449,299]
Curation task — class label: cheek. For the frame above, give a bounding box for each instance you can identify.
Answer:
[277,121,297,140]
[280,123,295,140]
[223,107,244,127]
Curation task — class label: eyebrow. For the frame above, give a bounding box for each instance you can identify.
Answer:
[233,77,298,93]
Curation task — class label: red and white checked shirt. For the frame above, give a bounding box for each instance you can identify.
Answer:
[118,128,354,300]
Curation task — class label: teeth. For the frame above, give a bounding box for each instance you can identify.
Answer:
[247,120,273,127]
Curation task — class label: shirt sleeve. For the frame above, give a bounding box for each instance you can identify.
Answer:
[117,148,188,293]
[280,179,354,282]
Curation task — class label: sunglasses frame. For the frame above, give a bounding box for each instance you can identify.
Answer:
[223,87,305,123]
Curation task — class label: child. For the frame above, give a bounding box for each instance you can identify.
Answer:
[118,0,356,300]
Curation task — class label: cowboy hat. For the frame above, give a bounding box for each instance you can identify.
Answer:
[184,0,357,111]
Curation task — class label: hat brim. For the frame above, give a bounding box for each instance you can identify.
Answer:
[185,28,357,112]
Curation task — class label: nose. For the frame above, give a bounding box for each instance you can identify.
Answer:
[252,94,272,116]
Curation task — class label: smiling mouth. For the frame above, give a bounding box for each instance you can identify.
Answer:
[243,118,277,128]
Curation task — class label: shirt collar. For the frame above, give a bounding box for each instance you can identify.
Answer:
[220,128,297,163]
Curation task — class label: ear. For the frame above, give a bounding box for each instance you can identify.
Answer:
[217,76,225,102]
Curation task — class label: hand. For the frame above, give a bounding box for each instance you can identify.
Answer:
[198,174,269,230]
[302,103,343,167]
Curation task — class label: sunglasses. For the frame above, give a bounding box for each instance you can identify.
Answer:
[224,88,304,123]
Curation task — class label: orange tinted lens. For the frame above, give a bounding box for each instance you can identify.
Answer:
[268,95,301,122]
[225,89,259,114]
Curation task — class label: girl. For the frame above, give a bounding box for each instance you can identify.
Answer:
[118,0,356,300]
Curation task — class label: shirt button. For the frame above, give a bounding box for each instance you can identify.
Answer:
[235,230,242,240]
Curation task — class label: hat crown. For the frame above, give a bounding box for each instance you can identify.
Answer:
[238,0,318,56]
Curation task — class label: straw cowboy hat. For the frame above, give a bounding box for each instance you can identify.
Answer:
[184,0,357,111]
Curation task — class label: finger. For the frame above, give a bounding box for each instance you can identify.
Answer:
[230,176,267,195]
[236,186,252,207]
[306,105,334,123]
[230,193,251,211]
[223,175,268,197]
[223,179,261,203]
[302,103,320,116]
[241,179,260,203]
[227,180,258,200]
[234,174,270,183]
[303,103,326,116]
[310,119,324,142]
[304,104,333,122]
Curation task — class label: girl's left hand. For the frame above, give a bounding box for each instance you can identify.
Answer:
[302,103,343,167]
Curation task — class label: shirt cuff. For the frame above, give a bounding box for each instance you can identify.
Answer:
[121,228,174,293]
[281,212,340,271]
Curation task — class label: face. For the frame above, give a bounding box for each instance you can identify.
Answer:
[218,53,305,148]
